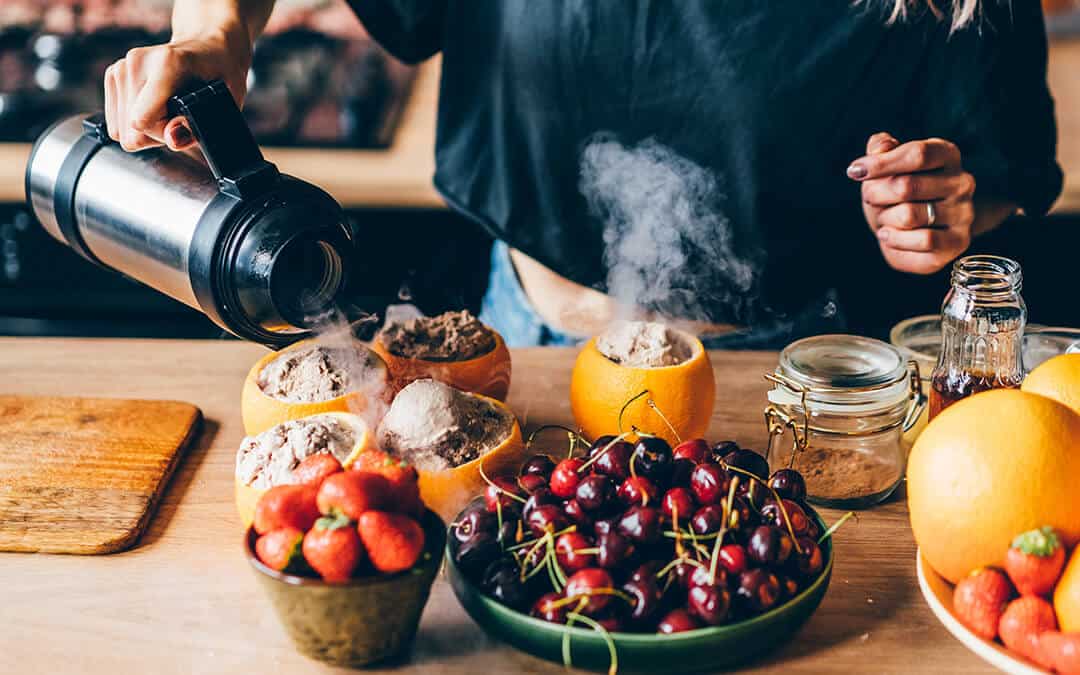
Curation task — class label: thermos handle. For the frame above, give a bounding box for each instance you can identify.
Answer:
[167,80,279,199]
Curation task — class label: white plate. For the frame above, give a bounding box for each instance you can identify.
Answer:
[916,550,1047,675]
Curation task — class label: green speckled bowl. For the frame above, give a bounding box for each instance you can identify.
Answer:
[447,509,833,673]
[245,510,445,668]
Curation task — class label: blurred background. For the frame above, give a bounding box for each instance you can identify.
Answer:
[0,0,1078,341]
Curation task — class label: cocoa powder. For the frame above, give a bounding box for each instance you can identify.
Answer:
[378,310,496,362]
[792,446,902,502]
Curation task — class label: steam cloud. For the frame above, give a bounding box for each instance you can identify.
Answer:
[579,135,761,324]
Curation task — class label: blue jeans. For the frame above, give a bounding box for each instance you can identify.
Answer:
[479,241,847,350]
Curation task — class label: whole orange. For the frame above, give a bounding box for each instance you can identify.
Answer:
[569,332,715,447]
[1023,353,1080,417]
[908,389,1080,584]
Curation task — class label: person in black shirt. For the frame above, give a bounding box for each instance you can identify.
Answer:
[104,0,1062,348]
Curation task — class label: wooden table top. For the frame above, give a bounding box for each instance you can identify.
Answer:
[0,338,991,674]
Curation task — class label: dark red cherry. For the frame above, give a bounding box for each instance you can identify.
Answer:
[761,499,811,536]
[631,437,674,485]
[747,525,794,566]
[522,488,558,519]
[792,536,825,579]
[593,515,618,537]
[736,568,782,613]
[588,435,617,456]
[555,532,596,572]
[727,495,758,532]
[517,473,549,494]
[768,468,807,502]
[658,608,700,634]
[592,439,634,482]
[485,476,523,512]
[623,577,662,622]
[618,506,662,544]
[777,574,800,600]
[721,448,770,481]
[690,463,728,505]
[718,544,749,575]
[673,438,711,463]
[483,560,530,609]
[527,503,570,537]
[453,531,500,577]
[532,592,567,623]
[521,454,557,478]
[691,504,725,535]
[453,508,497,543]
[661,487,696,523]
[596,531,634,569]
[688,584,731,626]
[711,440,739,459]
[740,479,769,511]
[562,498,594,532]
[575,474,615,512]
[564,568,615,615]
[496,519,522,548]
[550,458,586,498]
[618,476,659,507]
[687,564,727,590]
[630,561,662,584]
[670,458,696,487]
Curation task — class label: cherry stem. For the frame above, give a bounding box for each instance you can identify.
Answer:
[577,431,635,473]
[550,587,635,610]
[524,424,591,451]
[663,530,721,541]
[818,511,856,546]
[478,462,527,504]
[646,398,682,443]
[617,390,651,435]
[564,611,619,675]
[547,536,568,588]
[708,476,739,584]
[574,547,601,555]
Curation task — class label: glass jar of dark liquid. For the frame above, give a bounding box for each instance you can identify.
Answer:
[929,255,1026,420]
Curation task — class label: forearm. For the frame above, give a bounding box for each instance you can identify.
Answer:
[172,0,276,47]
[972,199,1019,238]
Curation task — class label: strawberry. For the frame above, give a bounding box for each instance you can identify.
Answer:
[1000,596,1058,660]
[357,511,426,574]
[1036,632,1080,674]
[953,567,1014,640]
[291,453,343,487]
[1006,526,1066,597]
[316,471,393,520]
[350,448,394,472]
[254,527,305,572]
[302,514,365,583]
[253,485,320,535]
[356,455,424,517]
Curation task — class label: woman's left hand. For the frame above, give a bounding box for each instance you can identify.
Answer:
[848,132,976,275]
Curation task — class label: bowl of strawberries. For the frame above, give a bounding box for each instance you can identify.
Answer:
[245,449,446,668]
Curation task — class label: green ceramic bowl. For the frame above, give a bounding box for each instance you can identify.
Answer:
[447,509,833,673]
[245,510,445,668]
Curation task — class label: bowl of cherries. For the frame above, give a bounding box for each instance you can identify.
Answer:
[446,434,836,673]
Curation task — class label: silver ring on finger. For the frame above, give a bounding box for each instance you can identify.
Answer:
[926,201,937,227]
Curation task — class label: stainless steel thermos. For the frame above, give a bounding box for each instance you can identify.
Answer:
[24,80,354,347]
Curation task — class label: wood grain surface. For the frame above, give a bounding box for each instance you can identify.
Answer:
[0,338,994,674]
[0,395,201,554]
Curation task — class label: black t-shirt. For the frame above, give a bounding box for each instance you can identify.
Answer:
[349,0,1062,326]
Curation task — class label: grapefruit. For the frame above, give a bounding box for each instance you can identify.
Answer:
[570,330,715,447]
[908,388,1080,584]
[1023,353,1080,417]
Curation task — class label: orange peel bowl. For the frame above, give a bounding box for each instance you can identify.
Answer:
[240,339,390,436]
[234,412,380,528]
[371,330,512,402]
[414,393,526,522]
[570,331,716,447]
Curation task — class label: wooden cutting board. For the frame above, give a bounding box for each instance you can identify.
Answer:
[0,395,202,554]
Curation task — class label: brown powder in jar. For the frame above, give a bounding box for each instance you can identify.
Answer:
[792,446,902,501]
[378,310,496,361]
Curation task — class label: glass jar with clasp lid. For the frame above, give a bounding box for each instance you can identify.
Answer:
[763,335,927,509]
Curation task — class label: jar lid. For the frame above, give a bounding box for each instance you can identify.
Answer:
[770,334,911,412]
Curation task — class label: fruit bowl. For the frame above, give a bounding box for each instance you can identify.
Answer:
[447,507,833,673]
[245,509,446,668]
[916,551,1047,675]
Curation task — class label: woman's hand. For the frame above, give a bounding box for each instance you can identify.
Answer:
[103,1,276,152]
[847,132,976,275]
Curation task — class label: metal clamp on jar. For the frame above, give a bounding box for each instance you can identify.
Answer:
[25,80,354,347]
[763,335,926,509]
